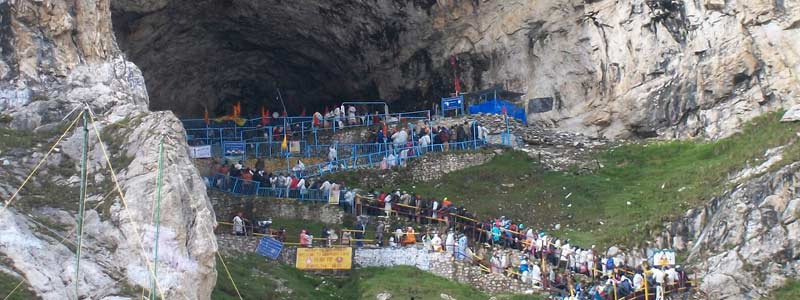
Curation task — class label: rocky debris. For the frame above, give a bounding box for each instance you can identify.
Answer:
[436,114,607,171]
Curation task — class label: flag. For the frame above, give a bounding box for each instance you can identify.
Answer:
[203,108,210,126]
[281,133,288,151]
[261,107,270,126]
[233,102,242,119]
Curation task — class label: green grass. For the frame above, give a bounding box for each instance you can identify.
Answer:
[344,266,543,300]
[213,254,542,300]
[770,280,800,300]
[356,112,800,248]
[213,254,348,300]
[0,271,36,300]
[0,128,46,151]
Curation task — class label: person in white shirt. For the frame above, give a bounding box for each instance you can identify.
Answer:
[633,272,643,291]
[431,200,439,218]
[419,134,431,150]
[297,178,307,197]
[530,263,542,287]
[445,231,455,254]
[665,267,679,286]
[391,128,408,150]
[384,193,393,217]
[399,149,409,167]
[232,213,246,236]
[320,180,332,193]
[347,106,357,125]
[328,146,337,162]
[431,233,443,252]
[386,153,397,167]
[560,241,571,263]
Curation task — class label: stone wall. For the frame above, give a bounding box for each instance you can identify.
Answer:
[409,150,496,182]
[216,234,297,265]
[355,247,531,295]
[210,191,345,225]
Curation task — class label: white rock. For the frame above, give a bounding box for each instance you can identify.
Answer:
[781,105,800,122]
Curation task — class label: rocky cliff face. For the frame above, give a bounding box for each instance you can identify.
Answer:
[112,0,799,139]
[654,150,800,300]
[0,0,216,299]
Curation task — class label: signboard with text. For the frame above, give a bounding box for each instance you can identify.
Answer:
[256,237,284,260]
[295,247,353,270]
[223,142,245,160]
[441,96,464,117]
[189,145,212,159]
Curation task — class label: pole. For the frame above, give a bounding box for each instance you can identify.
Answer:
[643,262,650,300]
[151,137,165,300]
[74,110,89,299]
[612,272,618,300]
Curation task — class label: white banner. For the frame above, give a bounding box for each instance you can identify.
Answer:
[652,249,676,267]
[190,145,212,158]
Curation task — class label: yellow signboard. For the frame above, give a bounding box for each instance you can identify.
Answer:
[295,247,353,270]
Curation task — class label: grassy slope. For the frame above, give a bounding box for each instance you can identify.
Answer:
[213,254,541,300]
[0,272,35,300]
[770,280,800,300]
[368,112,800,248]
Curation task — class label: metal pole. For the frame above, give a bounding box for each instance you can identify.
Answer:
[74,110,89,299]
[151,137,165,300]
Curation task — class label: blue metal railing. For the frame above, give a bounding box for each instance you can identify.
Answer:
[291,139,487,178]
[183,110,432,148]
[210,173,341,202]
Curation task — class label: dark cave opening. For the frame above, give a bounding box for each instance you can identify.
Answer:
[110,0,457,118]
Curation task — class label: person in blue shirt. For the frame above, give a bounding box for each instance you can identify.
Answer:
[491,224,501,245]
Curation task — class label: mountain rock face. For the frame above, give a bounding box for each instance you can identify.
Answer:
[0,0,217,299]
[112,0,799,139]
[651,146,800,300]
[2,0,799,299]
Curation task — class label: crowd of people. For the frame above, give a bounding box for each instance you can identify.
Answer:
[203,157,357,203]
[233,188,694,300]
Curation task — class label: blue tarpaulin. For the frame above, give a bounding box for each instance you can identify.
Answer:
[468,99,527,123]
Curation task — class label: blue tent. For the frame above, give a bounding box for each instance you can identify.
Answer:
[468,99,527,123]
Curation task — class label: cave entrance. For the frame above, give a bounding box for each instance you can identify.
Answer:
[110,0,452,119]
[111,1,383,118]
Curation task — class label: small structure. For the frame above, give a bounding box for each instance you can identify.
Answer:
[466,86,527,123]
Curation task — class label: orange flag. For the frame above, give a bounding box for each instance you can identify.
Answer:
[203,108,210,126]
[233,102,241,119]
[261,107,270,126]
[281,133,288,151]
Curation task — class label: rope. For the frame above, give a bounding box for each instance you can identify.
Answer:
[85,109,167,300]
[215,251,243,300]
[150,137,165,300]
[2,111,83,210]
[1,281,25,300]
[74,111,90,299]
[3,190,115,299]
